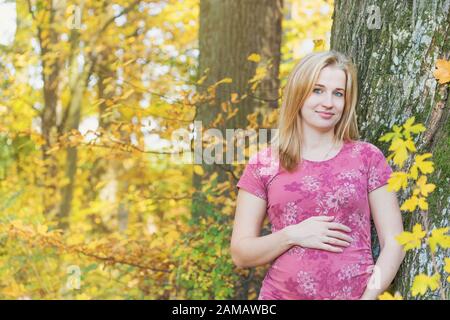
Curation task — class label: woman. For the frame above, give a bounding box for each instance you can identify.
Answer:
[230,50,405,300]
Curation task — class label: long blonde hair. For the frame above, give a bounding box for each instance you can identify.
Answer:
[271,50,360,173]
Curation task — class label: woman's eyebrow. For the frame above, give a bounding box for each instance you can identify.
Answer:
[315,83,345,91]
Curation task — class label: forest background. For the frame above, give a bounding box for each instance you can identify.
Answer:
[0,0,449,300]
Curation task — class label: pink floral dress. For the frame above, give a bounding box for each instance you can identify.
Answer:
[236,140,393,300]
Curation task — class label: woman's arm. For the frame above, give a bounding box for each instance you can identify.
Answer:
[230,189,294,268]
[231,189,353,268]
[360,185,406,300]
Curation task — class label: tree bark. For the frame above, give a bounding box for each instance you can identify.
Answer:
[195,0,282,206]
[195,0,283,299]
[331,0,450,299]
[26,0,62,218]
[58,25,94,229]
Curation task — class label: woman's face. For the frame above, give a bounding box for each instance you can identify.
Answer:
[300,65,346,132]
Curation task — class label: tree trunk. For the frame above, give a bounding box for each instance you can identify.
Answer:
[58,27,93,229]
[331,0,450,299]
[195,0,283,299]
[30,1,62,218]
[195,0,283,207]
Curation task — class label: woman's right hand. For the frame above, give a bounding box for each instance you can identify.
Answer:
[283,215,353,253]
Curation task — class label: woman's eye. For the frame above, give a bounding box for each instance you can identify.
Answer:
[335,92,344,97]
[313,88,322,94]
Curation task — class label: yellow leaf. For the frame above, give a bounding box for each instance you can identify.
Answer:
[197,74,207,85]
[433,59,450,84]
[211,112,224,126]
[387,172,409,192]
[417,197,428,210]
[247,53,261,63]
[216,77,233,85]
[378,291,403,300]
[414,175,436,197]
[411,153,434,175]
[395,223,426,250]
[405,139,416,152]
[221,102,228,113]
[411,273,440,297]
[400,195,419,212]
[379,125,403,143]
[403,116,416,129]
[230,93,239,103]
[428,227,450,253]
[379,132,396,143]
[313,39,325,51]
[248,66,267,85]
[122,59,136,67]
[388,138,412,167]
[193,165,204,176]
[45,145,61,155]
[121,89,134,100]
[225,107,239,120]
[410,165,419,180]
[209,172,218,183]
[403,117,426,138]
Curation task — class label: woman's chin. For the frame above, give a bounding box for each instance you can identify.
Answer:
[310,123,336,131]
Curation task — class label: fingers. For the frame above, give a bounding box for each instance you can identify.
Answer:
[328,222,352,232]
[313,215,335,221]
[323,236,351,247]
[318,243,343,253]
[326,230,353,243]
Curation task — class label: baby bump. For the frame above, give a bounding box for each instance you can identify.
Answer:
[262,248,374,299]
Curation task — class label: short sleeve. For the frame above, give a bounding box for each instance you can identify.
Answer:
[236,148,278,201]
[236,161,268,201]
[366,144,393,193]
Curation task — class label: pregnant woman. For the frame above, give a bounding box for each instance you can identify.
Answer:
[230,50,405,300]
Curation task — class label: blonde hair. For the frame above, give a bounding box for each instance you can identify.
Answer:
[271,50,360,173]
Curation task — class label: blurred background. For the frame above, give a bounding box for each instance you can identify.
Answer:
[0,0,448,300]
[0,0,333,299]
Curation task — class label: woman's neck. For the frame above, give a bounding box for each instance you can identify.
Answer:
[301,135,337,151]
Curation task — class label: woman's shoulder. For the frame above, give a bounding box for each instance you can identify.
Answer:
[248,145,277,164]
[347,139,385,153]
[346,139,389,163]
[247,145,280,177]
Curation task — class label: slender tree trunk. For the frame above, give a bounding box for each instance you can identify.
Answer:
[57,70,88,229]
[331,0,450,299]
[30,1,62,218]
[57,16,98,229]
[94,49,130,233]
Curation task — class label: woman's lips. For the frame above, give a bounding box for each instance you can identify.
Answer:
[316,111,334,119]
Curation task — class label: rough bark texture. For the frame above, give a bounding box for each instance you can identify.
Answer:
[195,0,282,194]
[331,0,449,299]
[198,0,282,126]
[196,0,283,299]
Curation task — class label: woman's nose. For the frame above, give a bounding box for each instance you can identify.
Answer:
[322,93,334,107]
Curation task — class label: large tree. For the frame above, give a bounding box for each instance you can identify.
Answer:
[195,0,283,299]
[194,0,283,198]
[331,0,449,299]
